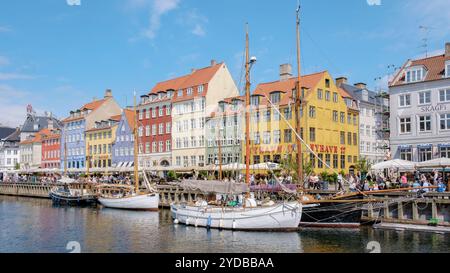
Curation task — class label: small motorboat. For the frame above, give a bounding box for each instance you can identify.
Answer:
[49,177,97,206]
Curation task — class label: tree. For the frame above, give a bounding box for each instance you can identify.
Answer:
[14,163,20,170]
[355,158,372,175]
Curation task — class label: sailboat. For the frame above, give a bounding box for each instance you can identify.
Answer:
[97,93,159,211]
[170,24,302,231]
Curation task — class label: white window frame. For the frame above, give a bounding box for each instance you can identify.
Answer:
[418,91,431,105]
[418,115,432,132]
[439,89,450,103]
[399,94,411,108]
[399,117,412,134]
[440,113,450,131]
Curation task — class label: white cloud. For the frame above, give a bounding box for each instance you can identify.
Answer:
[192,24,205,37]
[142,0,181,39]
[0,56,10,67]
[0,26,12,33]
[0,85,30,127]
[367,0,381,6]
[0,73,35,81]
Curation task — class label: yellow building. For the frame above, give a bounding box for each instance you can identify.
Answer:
[85,116,121,170]
[246,66,360,175]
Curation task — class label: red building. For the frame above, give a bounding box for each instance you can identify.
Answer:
[41,129,61,169]
[138,90,173,170]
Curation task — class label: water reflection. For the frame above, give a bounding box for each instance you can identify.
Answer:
[0,196,449,253]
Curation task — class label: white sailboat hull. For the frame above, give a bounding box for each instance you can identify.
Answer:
[171,202,302,231]
[98,193,159,211]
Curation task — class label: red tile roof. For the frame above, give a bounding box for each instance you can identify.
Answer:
[20,128,52,145]
[390,54,448,87]
[63,99,107,122]
[149,63,223,103]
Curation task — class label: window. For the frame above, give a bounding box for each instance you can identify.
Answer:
[177,89,183,97]
[325,91,330,101]
[198,85,204,94]
[263,131,271,144]
[340,112,345,123]
[191,119,196,130]
[264,110,271,122]
[152,142,157,153]
[159,124,164,135]
[273,110,280,121]
[166,122,171,134]
[333,92,338,103]
[348,132,352,146]
[418,91,431,105]
[309,128,316,142]
[440,114,450,130]
[440,89,450,102]
[138,126,143,137]
[317,89,323,100]
[405,68,424,83]
[333,111,338,122]
[152,108,156,118]
[187,88,193,96]
[284,129,292,143]
[145,125,150,136]
[446,62,450,77]
[419,116,432,132]
[309,106,316,118]
[325,79,330,88]
[440,147,450,158]
[270,92,281,104]
[284,108,292,119]
[353,115,357,125]
[176,156,181,166]
[353,133,357,146]
[340,132,345,145]
[253,155,261,164]
[254,132,260,145]
[152,125,157,136]
[400,117,412,133]
[333,154,338,169]
[399,94,411,107]
[340,155,346,169]
[191,136,197,147]
[418,147,432,162]
[166,106,171,116]
[183,137,189,148]
[273,130,281,144]
[145,109,150,119]
[139,110,143,120]
[316,154,323,168]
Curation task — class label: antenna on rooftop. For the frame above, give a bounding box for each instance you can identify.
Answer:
[419,25,433,58]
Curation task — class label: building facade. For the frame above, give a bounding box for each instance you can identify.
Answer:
[41,129,61,169]
[86,117,120,171]
[60,90,122,172]
[0,128,20,170]
[246,65,360,175]
[138,91,172,170]
[338,79,390,163]
[19,129,51,170]
[20,105,60,142]
[389,42,450,162]
[112,109,136,168]
[146,60,239,169]
[205,97,244,166]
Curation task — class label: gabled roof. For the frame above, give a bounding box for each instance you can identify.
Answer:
[20,128,52,145]
[340,83,383,105]
[0,127,16,140]
[253,71,326,106]
[149,63,224,103]
[63,99,107,122]
[21,115,61,133]
[123,109,136,131]
[390,54,449,87]
[3,128,20,142]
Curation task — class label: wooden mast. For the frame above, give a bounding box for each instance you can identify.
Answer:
[245,23,251,187]
[133,92,139,193]
[218,126,223,180]
[64,133,68,177]
[295,3,303,185]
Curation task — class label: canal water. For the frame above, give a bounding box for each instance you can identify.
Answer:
[0,196,449,253]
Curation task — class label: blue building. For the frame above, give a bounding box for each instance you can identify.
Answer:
[60,90,122,172]
[112,109,136,168]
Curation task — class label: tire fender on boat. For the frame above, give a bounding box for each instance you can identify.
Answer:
[186,217,190,226]
[206,215,212,229]
[194,218,198,227]
[232,220,237,230]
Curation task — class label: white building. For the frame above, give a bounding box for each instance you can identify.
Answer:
[0,128,20,170]
[338,79,390,163]
[169,61,239,168]
[389,42,450,162]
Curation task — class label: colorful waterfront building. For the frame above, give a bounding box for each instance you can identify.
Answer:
[85,115,121,171]
[205,96,245,167]
[389,42,450,162]
[137,90,173,171]
[170,60,239,169]
[246,64,360,175]
[41,129,61,169]
[112,109,136,169]
[0,127,20,170]
[60,90,122,172]
[19,129,51,170]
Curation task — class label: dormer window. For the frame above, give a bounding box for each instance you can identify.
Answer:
[405,67,425,83]
[158,92,165,99]
[167,90,174,98]
[198,85,204,94]
[177,89,183,97]
[270,91,281,104]
[446,61,450,78]
[187,88,193,96]
[251,96,260,106]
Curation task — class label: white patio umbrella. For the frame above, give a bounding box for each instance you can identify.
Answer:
[416,158,450,169]
[371,159,416,172]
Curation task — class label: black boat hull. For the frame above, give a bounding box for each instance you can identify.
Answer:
[300,200,363,228]
[50,192,97,206]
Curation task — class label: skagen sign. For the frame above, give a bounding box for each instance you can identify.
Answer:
[420,104,448,113]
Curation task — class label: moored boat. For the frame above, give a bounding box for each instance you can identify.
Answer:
[49,177,97,206]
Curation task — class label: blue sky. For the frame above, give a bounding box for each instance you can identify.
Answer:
[0,0,449,127]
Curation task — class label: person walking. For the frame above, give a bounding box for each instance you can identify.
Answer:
[337,173,344,191]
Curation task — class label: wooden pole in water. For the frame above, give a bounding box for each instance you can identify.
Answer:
[133,92,139,193]
[295,3,303,185]
[245,23,251,189]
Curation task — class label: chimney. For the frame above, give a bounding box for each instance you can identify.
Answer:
[279,64,293,81]
[445,42,450,58]
[354,82,367,90]
[104,89,113,99]
[335,77,348,87]
[211,59,217,66]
